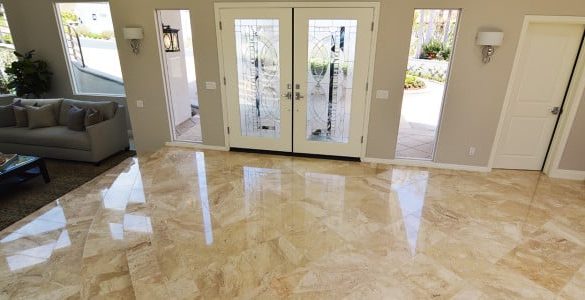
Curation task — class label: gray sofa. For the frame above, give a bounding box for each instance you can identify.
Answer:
[0,98,129,163]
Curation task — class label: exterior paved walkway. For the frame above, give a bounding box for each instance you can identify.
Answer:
[396,79,445,160]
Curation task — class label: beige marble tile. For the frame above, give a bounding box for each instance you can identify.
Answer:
[0,147,583,298]
[497,229,585,292]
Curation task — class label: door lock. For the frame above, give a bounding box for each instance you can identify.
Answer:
[550,106,561,115]
[295,92,304,100]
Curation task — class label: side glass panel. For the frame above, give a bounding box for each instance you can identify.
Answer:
[234,19,281,138]
[56,2,125,96]
[395,9,460,160]
[305,20,357,144]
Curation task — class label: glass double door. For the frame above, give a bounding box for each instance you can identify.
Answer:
[220,7,373,157]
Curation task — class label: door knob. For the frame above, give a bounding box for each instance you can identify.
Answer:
[295,92,304,100]
[550,106,561,115]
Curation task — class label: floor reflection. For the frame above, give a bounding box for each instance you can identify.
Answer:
[391,168,429,255]
[196,152,213,245]
[102,161,143,210]
[1,205,70,271]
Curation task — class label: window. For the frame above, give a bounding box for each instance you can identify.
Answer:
[0,3,16,95]
[56,2,125,96]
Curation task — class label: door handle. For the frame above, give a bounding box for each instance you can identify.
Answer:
[550,106,561,115]
[281,91,292,100]
[295,92,304,100]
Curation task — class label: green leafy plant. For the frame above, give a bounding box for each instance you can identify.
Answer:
[310,59,329,76]
[76,26,114,40]
[422,40,444,59]
[60,10,79,25]
[0,73,10,94]
[404,75,426,90]
[439,47,451,60]
[5,50,52,97]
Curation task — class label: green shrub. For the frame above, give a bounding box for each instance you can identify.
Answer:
[60,10,79,25]
[404,75,425,89]
[310,59,329,76]
[0,73,9,94]
[439,47,451,60]
[75,26,113,40]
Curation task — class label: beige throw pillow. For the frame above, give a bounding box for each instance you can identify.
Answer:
[14,106,28,127]
[27,104,57,129]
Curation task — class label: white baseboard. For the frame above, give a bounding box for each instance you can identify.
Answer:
[165,141,229,151]
[361,157,492,173]
[547,169,585,181]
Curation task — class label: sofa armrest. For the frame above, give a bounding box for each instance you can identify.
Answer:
[86,105,129,162]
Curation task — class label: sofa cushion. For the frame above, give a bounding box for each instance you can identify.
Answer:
[14,98,63,119]
[0,126,91,151]
[59,99,117,125]
[67,106,86,131]
[27,104,57,129]
[14,106,28,127]
[0,105,16,127]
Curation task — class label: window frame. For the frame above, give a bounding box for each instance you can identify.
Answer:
[0,1,16,96]
[54,1,126,97]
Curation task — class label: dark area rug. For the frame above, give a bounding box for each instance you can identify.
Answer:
[0,151,136,230]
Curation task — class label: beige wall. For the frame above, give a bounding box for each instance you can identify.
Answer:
[4,0,585,170]
[560,94,585,171]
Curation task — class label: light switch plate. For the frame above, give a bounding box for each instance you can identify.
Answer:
[205,81,217,90]
[375,90,389,99]
[136,100,144,108]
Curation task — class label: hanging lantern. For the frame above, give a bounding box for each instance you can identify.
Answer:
[162,24,180,52]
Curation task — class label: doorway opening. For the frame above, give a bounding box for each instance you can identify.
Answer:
[157,10,202,143]
[395,9,460,160]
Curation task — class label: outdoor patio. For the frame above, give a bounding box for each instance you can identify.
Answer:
[396,79,445,160]
[176,114,202,143]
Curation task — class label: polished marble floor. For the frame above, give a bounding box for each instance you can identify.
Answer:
[1,147,584,299]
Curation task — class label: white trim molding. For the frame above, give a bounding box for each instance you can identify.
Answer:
[547,169,585,181]
[361,157,492,172]
[165,142,229,151]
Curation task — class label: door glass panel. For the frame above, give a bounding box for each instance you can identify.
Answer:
[306,20,357,143]
[234,19,281,138]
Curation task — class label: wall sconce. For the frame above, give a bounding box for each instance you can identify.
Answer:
[477,31,504,63]
[162,24,181,52]
[123,27,144,55]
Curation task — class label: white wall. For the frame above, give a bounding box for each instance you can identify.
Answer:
[159,10,191,127]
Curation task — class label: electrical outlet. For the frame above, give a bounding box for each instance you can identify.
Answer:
[136,100,144,108]
[468,147,476,156]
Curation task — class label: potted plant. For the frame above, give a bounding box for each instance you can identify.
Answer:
[422,40,444,60]
[5,50,52,98]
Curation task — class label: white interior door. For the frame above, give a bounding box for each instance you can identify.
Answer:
[220,8,293,151]
[293,8,374,157]
[494,23,584,170]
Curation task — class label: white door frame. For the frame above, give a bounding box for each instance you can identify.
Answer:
[214,2,380,158]
[488,15,585,177]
